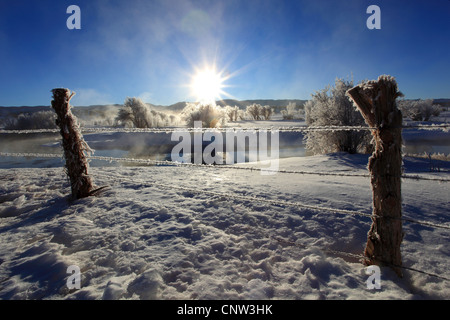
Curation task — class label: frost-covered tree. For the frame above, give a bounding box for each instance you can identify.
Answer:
[245,104,261,120]
[304,78,372,155]
[116,105,133,127]
[116,97,150,128]
[116,97,175,128]
[181,102,227,128]
[281,102,298,120]
[398,99,441,121]
[261,105,274,120]
[244,104,272,120]
[224,105,244,122]
[4,111,57,130]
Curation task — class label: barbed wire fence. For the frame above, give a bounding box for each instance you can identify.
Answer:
[1,151,449,182]
[0,122,449,134]
[0,123,449,282]
[88,164,450,282]
[1,79,449,284]
[88,167,450,282]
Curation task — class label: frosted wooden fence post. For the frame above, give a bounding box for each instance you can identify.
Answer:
[346,75,404,277]
[51,88,95,199]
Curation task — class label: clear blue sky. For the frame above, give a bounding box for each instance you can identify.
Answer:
[0,0,449,106]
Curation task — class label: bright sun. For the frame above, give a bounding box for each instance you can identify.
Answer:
[190,67,226,104]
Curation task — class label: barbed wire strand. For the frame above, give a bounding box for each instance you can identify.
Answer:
[271,236,450,281]
[1,152,449,229]
[1,152,449,182]
[0,119,448,281]
[91,170,450,281]
[0,123,449,134]
[90,169,450,231]
[1,155,447,281]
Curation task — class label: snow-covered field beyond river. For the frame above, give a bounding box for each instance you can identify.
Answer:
[0,152,449,300]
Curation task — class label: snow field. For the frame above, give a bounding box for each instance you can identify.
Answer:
[0,153,449,299]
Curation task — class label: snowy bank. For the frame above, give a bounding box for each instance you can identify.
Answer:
[0,153,449,300]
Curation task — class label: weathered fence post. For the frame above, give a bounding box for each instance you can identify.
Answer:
[346,75,404,277]
[51,88,95,199]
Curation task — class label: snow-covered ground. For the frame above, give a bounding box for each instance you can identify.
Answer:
[0,151,449,300]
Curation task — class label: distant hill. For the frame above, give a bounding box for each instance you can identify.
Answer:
[1,98,448,117]
[0,104,124,122]
[0,99,308,116]
[161,99,308,112]
[0,106,52,118]
[433,99,450,108]
[218,99,307,109]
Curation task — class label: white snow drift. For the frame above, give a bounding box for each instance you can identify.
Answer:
[0,153,449,300]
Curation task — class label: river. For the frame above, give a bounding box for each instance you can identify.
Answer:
[0,128,448,168]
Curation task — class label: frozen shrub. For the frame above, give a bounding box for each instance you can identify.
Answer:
[169,114,178,124]
[224,105,244,122]
[305,78,372,155]
[181,102,227,128]
[4,110,57,130]
[398,99,441,121]
[2,117,16,129]
[245,103,261,120]
[281,102,299,120]
[304,100,313,124]
[115,97,175,128]
[260,105,274,120]
[245,103,273,120]
[116,97,150,128]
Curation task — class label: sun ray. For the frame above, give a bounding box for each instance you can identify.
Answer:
[189,65,231,104]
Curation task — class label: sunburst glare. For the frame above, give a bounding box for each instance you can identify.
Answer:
[190,66,230,104]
